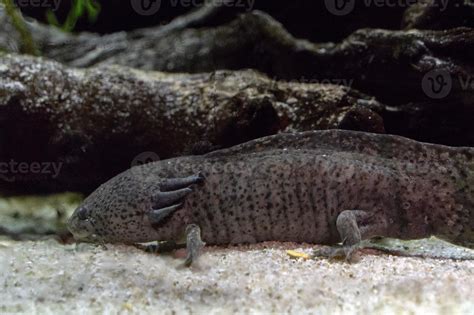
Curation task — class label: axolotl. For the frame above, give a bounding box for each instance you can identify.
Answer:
[68,130,474,265]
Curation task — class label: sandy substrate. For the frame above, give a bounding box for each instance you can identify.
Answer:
[0,240,473,314]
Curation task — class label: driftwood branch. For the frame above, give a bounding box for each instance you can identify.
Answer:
[402,0,474,30]
[2,9,473,105]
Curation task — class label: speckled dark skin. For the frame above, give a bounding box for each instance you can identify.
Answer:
[68,130,474,264]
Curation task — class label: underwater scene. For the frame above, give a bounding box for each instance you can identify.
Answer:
[0,0,473,313]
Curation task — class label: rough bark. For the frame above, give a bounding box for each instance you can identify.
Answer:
[0,54,384,193]
[402,0,474,30]
[2,9,473,106]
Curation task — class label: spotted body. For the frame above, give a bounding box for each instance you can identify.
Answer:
[68,130,474,257]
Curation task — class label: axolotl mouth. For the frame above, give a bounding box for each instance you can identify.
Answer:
[67,205,100,243]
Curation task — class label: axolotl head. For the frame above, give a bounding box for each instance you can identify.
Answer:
[67,166,194,244]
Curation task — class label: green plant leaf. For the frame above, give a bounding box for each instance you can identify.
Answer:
[1,0,40,55]
[45,0,101,33]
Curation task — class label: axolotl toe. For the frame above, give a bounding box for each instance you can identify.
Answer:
[68,130,474,264]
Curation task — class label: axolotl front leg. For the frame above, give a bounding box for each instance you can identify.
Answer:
[141,225,205,267]
[184,224,205,266]
[141,173,205,266]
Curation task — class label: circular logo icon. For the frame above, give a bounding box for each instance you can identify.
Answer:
[131,0,161,16]
[324,0,355,16]
[422,69,452,99]
[130,151,160,182]
[131,151,160,168]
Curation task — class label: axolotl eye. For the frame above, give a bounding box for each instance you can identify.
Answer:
[76,206,89,220]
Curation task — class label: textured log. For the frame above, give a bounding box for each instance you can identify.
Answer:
[402,0,474,30]
[2,9,473,106]
[0,54,384,193]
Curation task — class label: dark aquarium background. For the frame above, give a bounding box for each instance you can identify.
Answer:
[0,2,473,313]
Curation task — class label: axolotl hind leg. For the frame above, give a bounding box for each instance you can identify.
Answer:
[314,210,388,262]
